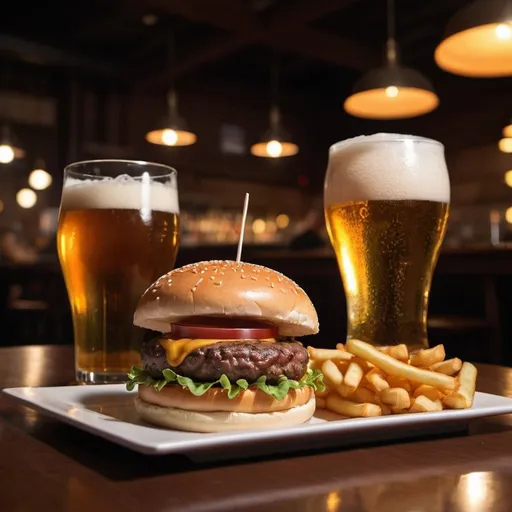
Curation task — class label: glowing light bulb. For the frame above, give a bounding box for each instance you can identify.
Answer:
[276,214,290,229]
[266,140,283,158]
[499,138,512,153]
[16,188,37,209]
[505,170,512,187]
[162,129,178,146]
[0,144,15,164]
[29,169,52,190]
[252,218,266,234]
[496,23,512,40]
[385,86,399,98]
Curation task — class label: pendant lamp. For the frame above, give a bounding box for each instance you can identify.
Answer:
[0,124,25,164]
[435,0,512,77]
[344,0,439,120]
[250,55,298,158]
[145,35,197,147]
[145,89,197,146]
[250,106,298,158]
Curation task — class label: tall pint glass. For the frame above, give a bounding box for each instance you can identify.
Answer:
[324,134,450,350]
[57,160,179,383]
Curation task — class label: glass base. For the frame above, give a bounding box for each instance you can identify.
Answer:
[75,370,129,385]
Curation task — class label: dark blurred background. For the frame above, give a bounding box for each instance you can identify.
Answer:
[0,0,511,365]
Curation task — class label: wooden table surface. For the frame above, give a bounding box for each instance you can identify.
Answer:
[1,345,512,512]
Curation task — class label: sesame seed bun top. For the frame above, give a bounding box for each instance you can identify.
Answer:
[133,260,319,337]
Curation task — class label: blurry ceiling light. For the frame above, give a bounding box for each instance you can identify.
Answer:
[146,89,197,147]
[16,188,37,209]
[506,207,512,223]
[0,144,14,164]
[0,125,25,163]
[251,107,299,158]
[252,218,266,234]
[503,121,512,137]
[505,170,512,186]
[499,137,512,152]
[29,160,52,190]
[276,214,290,229]
[344,0,438,120]
[435,0,512,77]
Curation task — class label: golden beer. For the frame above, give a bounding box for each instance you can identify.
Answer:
[326,200,448,349]
[324,135,450,349]
[57,161,179,383]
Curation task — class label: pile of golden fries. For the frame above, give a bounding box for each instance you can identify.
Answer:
[308,339,477,418]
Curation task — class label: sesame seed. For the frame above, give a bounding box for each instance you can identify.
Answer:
[200,270,205,274]
[192,269,198,274]
[241,275,246,279]
[250,276,257,281]
[168,279,172,283]
[156,296,160,300]
[152,289,157,293]
[281,289,286,294]
[209,276,215,280]
[191,286,197,292]
[214,281,222,286]
[277,277,282,283]
[265,276,270,281]
[270,283,275,288]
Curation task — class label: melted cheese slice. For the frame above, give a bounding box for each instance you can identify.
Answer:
[160,338,276,367]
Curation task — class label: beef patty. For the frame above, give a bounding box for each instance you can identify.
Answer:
[141,337,309,384]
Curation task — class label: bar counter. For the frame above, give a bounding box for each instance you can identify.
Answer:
[2,244,512,365]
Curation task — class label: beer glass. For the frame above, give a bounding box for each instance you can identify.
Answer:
[324,134,450,350]
[57,160,179,383]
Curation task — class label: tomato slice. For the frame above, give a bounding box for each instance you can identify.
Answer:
[170,317,278,340]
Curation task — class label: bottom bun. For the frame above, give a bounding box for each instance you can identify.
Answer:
[134,395,316,433]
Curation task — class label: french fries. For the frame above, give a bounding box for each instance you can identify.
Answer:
[321,359,343,386]
[409,345,445,367]
[378,344,409,362]
[326,394,382,418]
[309,340,478,419]
[443,362,478,409]
[430,358,462,376]
[346,339,457,390]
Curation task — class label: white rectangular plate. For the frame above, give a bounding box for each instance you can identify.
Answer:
[4,385,512,460]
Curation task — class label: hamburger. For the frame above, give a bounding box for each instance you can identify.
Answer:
[127,260,324,433]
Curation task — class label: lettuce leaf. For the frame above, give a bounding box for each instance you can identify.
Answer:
[126,366,325,401]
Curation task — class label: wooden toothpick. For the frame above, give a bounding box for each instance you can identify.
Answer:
[236,193,250,263]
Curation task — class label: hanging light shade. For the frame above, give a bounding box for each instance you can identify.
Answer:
[0,124,25,164]
[344,0,439,120]
[145,90,196,147]
[250,106,299,158]
[344,62,439,119]
[435,0,512,77]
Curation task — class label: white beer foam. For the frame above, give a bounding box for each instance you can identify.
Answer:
[61,175,179,213]
[325,133,450,206]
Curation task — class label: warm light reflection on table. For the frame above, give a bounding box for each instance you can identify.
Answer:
[20,345,46,387]
[455,471,500,512]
